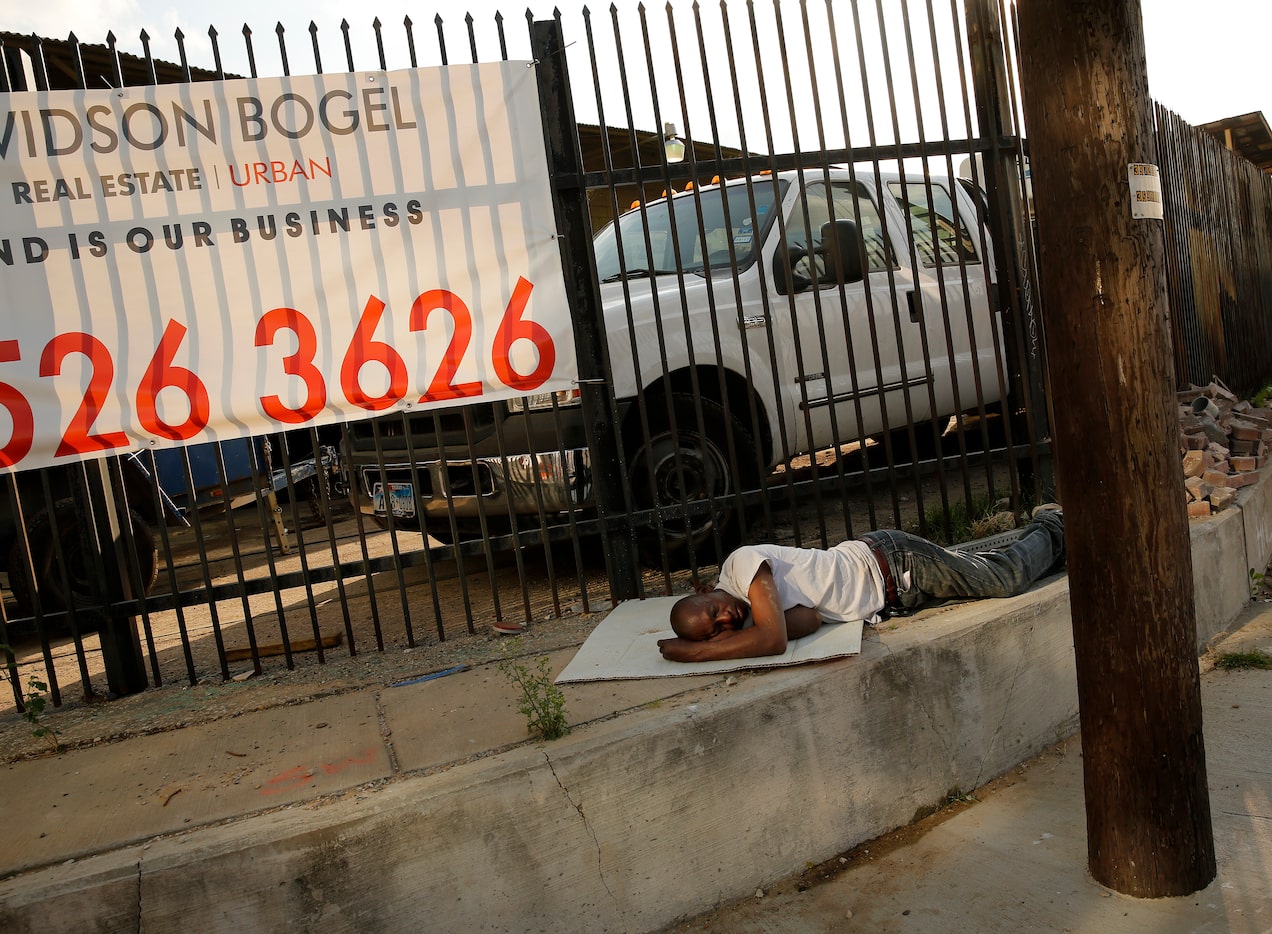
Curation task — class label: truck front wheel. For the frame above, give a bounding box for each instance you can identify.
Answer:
[626,395,757,567]
[8,505,159,622]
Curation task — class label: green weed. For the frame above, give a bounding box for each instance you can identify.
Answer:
[1250,567,1267,600]
[0,645,60,752]
[1214,650,1272,671]
[497,639,570,741]
[912,493,1004,546]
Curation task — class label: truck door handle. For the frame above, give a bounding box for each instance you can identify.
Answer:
[907,290,921,324]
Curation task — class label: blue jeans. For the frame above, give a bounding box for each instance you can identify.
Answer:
[861,511,1065,613]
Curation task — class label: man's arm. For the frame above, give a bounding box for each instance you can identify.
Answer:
[659,563,799,662]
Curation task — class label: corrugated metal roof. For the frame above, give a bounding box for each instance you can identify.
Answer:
[1199,111,1272,173]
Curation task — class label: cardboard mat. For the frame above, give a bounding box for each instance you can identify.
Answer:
[555,596,863,684]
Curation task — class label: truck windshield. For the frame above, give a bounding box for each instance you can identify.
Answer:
[594,180,785,282]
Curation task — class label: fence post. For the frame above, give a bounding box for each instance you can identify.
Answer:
[964,0,1053,497]
[531,18,640,601]
[78,460,148,696]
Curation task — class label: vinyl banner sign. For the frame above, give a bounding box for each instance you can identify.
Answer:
[0,63,573,473]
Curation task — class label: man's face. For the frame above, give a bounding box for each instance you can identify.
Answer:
[676,590,749,641]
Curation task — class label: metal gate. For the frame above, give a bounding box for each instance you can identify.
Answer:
[0,0,1051,713]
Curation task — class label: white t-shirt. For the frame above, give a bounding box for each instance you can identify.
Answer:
[715,541,887,624]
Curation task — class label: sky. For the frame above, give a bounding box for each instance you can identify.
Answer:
[2,1,1270,136]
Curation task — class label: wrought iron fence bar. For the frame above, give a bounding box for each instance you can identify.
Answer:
[209,441,264,673]
[923,0,993,515]
[365,417,419,646]
[767,0,834,550]
[669,2,764,567]
[271,434,328,662]
[209,26,226,78]
[691,0,782,549]
[243,25,258,78]
[578,5,657,599]
[405,16,419,67]
[310,22,324,74]
[795,0,864,544]
[896,0,959,537]
[998,0,1049,500]
[277,22,291,76]
[639,0,739,567]
[341,19,355,71]
[947,0,1020,514]
[435,14,448,66]
[374,17,387,70]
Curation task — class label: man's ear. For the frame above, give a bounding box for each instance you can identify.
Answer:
[693,583,715,595]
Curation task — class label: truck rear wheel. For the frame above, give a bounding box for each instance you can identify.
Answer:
[8,505,159,622]
[626,395,757,567]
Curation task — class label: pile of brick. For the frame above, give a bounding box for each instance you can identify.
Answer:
[1178,382,1271,517]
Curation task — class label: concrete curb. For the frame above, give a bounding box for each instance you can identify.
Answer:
[1,478,1265,932]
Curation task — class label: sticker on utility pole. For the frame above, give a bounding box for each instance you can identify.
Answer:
[1128,163,1164,219]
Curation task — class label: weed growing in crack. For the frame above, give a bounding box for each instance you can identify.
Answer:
[1,645,60,752]
[497,638,569,740]
[1215,649,1272,671]
[1249,567,1267,601]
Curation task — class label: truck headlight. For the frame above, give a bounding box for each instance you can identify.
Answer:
[507,389,583,413]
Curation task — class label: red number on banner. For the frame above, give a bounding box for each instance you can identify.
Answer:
[492,277,555,391]
[255,307,327,423]
[340,296,407,411]
[409,289,483,403]
[39,332,130,456]
[0,341,34,467]
[135,319,211,440]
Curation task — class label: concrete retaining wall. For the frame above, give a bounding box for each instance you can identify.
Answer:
[3,479,1266,933]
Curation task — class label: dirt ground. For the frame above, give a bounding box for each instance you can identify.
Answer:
[0,439,1032,763]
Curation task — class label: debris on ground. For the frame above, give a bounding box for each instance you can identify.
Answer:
[1178,381,1270,517]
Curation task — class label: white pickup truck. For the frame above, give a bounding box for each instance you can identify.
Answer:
[346,167,1002,560]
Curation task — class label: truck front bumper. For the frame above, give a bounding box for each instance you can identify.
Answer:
[356,449,593,522]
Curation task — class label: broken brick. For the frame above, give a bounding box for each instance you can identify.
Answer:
[1224,472,1261,489]
[1211,487,1237,511]
[1202,470,1231,487]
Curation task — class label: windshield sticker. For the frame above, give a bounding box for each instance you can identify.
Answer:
[734,233,753,245]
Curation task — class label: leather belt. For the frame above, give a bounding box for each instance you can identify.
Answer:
[859,535,899,608]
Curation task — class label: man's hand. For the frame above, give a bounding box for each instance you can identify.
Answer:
[658,630,744,662]
[658,636,703,662]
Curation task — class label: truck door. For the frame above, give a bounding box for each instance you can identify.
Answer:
[885,178,997,434]
[776,177,921,453]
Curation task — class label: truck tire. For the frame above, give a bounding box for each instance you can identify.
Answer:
[626,394,757,567]
[8,505,159,622]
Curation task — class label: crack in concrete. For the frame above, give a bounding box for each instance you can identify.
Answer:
[898,656,952,761]
[135,859,142,934]
[541,750,622,919]
[976,621,1032,789]
[373,691,400,774]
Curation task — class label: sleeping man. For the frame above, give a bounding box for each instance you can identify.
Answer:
[658,505,1065,663]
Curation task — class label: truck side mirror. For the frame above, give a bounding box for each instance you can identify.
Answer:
[772,244,812,295]
[821,219,864,284]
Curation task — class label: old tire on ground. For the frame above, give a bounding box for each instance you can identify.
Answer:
[626,394,758,568]
[8,505,158,622]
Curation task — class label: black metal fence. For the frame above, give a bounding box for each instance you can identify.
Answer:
[0,0,1054,712]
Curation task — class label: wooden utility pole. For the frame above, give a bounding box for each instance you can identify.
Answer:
[1014,0,1216,896]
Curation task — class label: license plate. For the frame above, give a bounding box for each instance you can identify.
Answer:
[371,482,416,518]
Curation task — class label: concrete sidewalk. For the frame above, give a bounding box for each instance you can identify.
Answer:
[670,606,1272,933]
[0,648,724,876]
